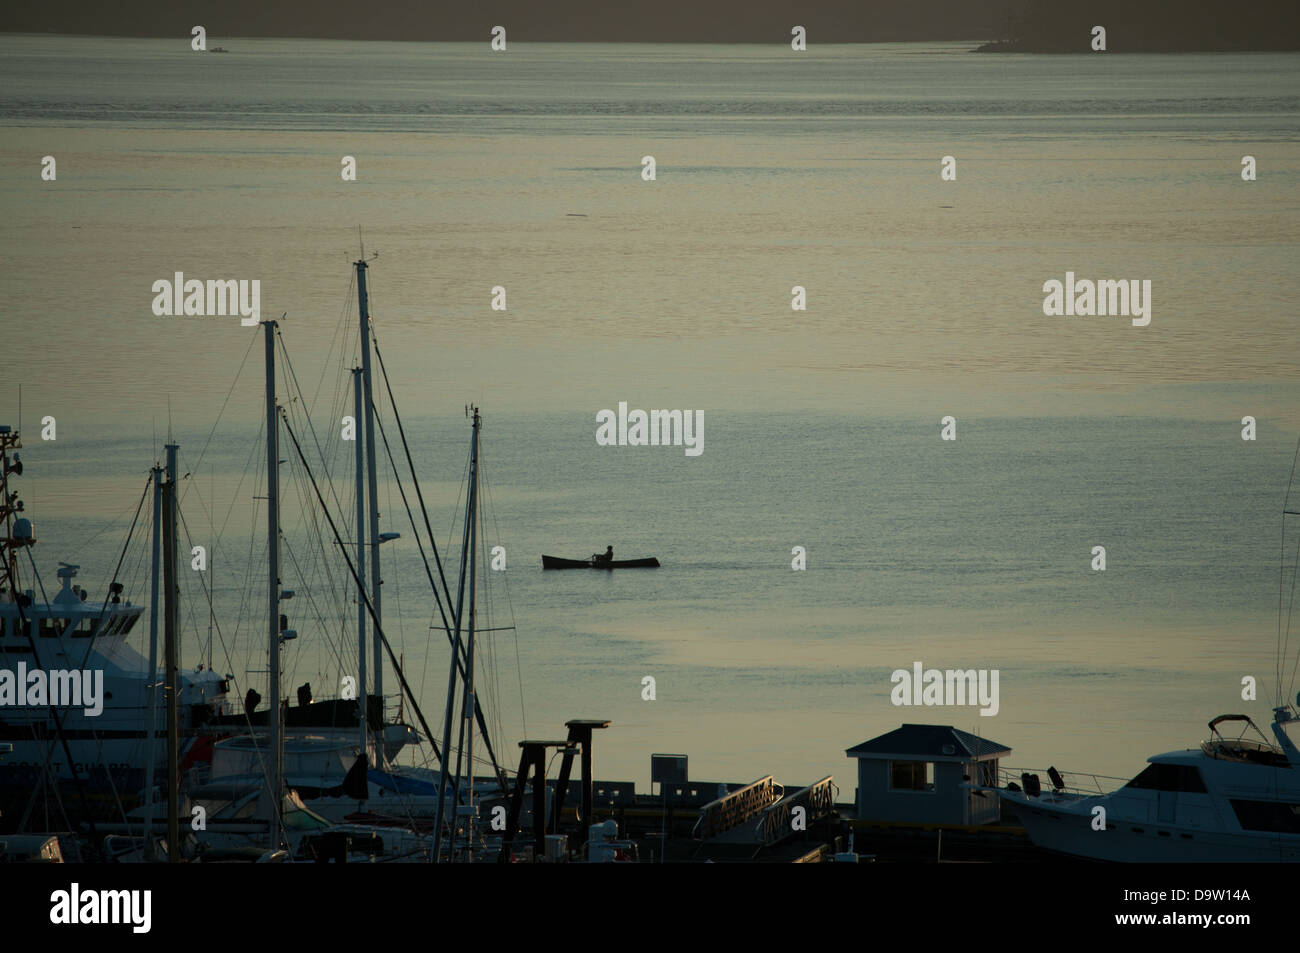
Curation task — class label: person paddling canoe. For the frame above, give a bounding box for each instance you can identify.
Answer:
[592,545,613,565]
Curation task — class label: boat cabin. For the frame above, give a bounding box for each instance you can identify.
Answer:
[1,563,143,644]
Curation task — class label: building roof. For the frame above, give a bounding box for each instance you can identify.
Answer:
[845,724,1010,761]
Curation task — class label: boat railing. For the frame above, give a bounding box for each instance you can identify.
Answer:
[996,765,1127,797]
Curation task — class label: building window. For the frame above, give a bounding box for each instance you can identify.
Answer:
[890,761,934,792]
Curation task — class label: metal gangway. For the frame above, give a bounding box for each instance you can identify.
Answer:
[755,776,836,846]
[694,775,837,846]
[694,776,779,840]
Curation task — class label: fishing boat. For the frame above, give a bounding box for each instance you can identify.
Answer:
[0,426,230,832]
[1,407,425,845]
[542,555,660,570]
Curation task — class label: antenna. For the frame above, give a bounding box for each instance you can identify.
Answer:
[355,228,378,262]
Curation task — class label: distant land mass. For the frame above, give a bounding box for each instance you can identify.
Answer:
[978,0,1300,52]
[1,0,1297,50]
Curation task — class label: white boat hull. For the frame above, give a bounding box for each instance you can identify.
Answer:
[1005,791,1300,862]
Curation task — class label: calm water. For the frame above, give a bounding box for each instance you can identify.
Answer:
[1,37,1298,789]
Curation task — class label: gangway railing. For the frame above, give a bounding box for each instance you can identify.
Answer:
[755,776,835,846]
[693,776,778,839]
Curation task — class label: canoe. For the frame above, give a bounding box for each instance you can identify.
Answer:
[542,555,660,570]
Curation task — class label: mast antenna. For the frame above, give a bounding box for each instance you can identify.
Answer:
[355,227,378,263]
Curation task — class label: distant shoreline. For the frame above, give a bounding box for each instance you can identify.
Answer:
[975,38,1300,53]
[2,30,1297,53]
[0,31,989,45]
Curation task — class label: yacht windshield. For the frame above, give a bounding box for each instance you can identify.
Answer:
[1124,763,1207,793]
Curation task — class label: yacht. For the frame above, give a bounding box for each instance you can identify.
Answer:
[1002,435,1300,862]
[1000,710,1300,861]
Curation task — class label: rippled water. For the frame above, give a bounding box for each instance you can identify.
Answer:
[1,36,1298,787]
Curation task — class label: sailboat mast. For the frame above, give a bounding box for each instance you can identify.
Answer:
[352,367,368,763]
[207,496,214,672]
[356,259,384,753]
[432,408,480,861]
[141,464,163,846]
[162,444,180,861]
[263,320,283,850]
[463,408,481,859]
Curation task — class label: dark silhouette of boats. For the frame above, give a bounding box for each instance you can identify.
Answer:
[542,555,660,570]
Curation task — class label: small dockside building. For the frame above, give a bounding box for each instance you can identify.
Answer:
[845,724,1011,827]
